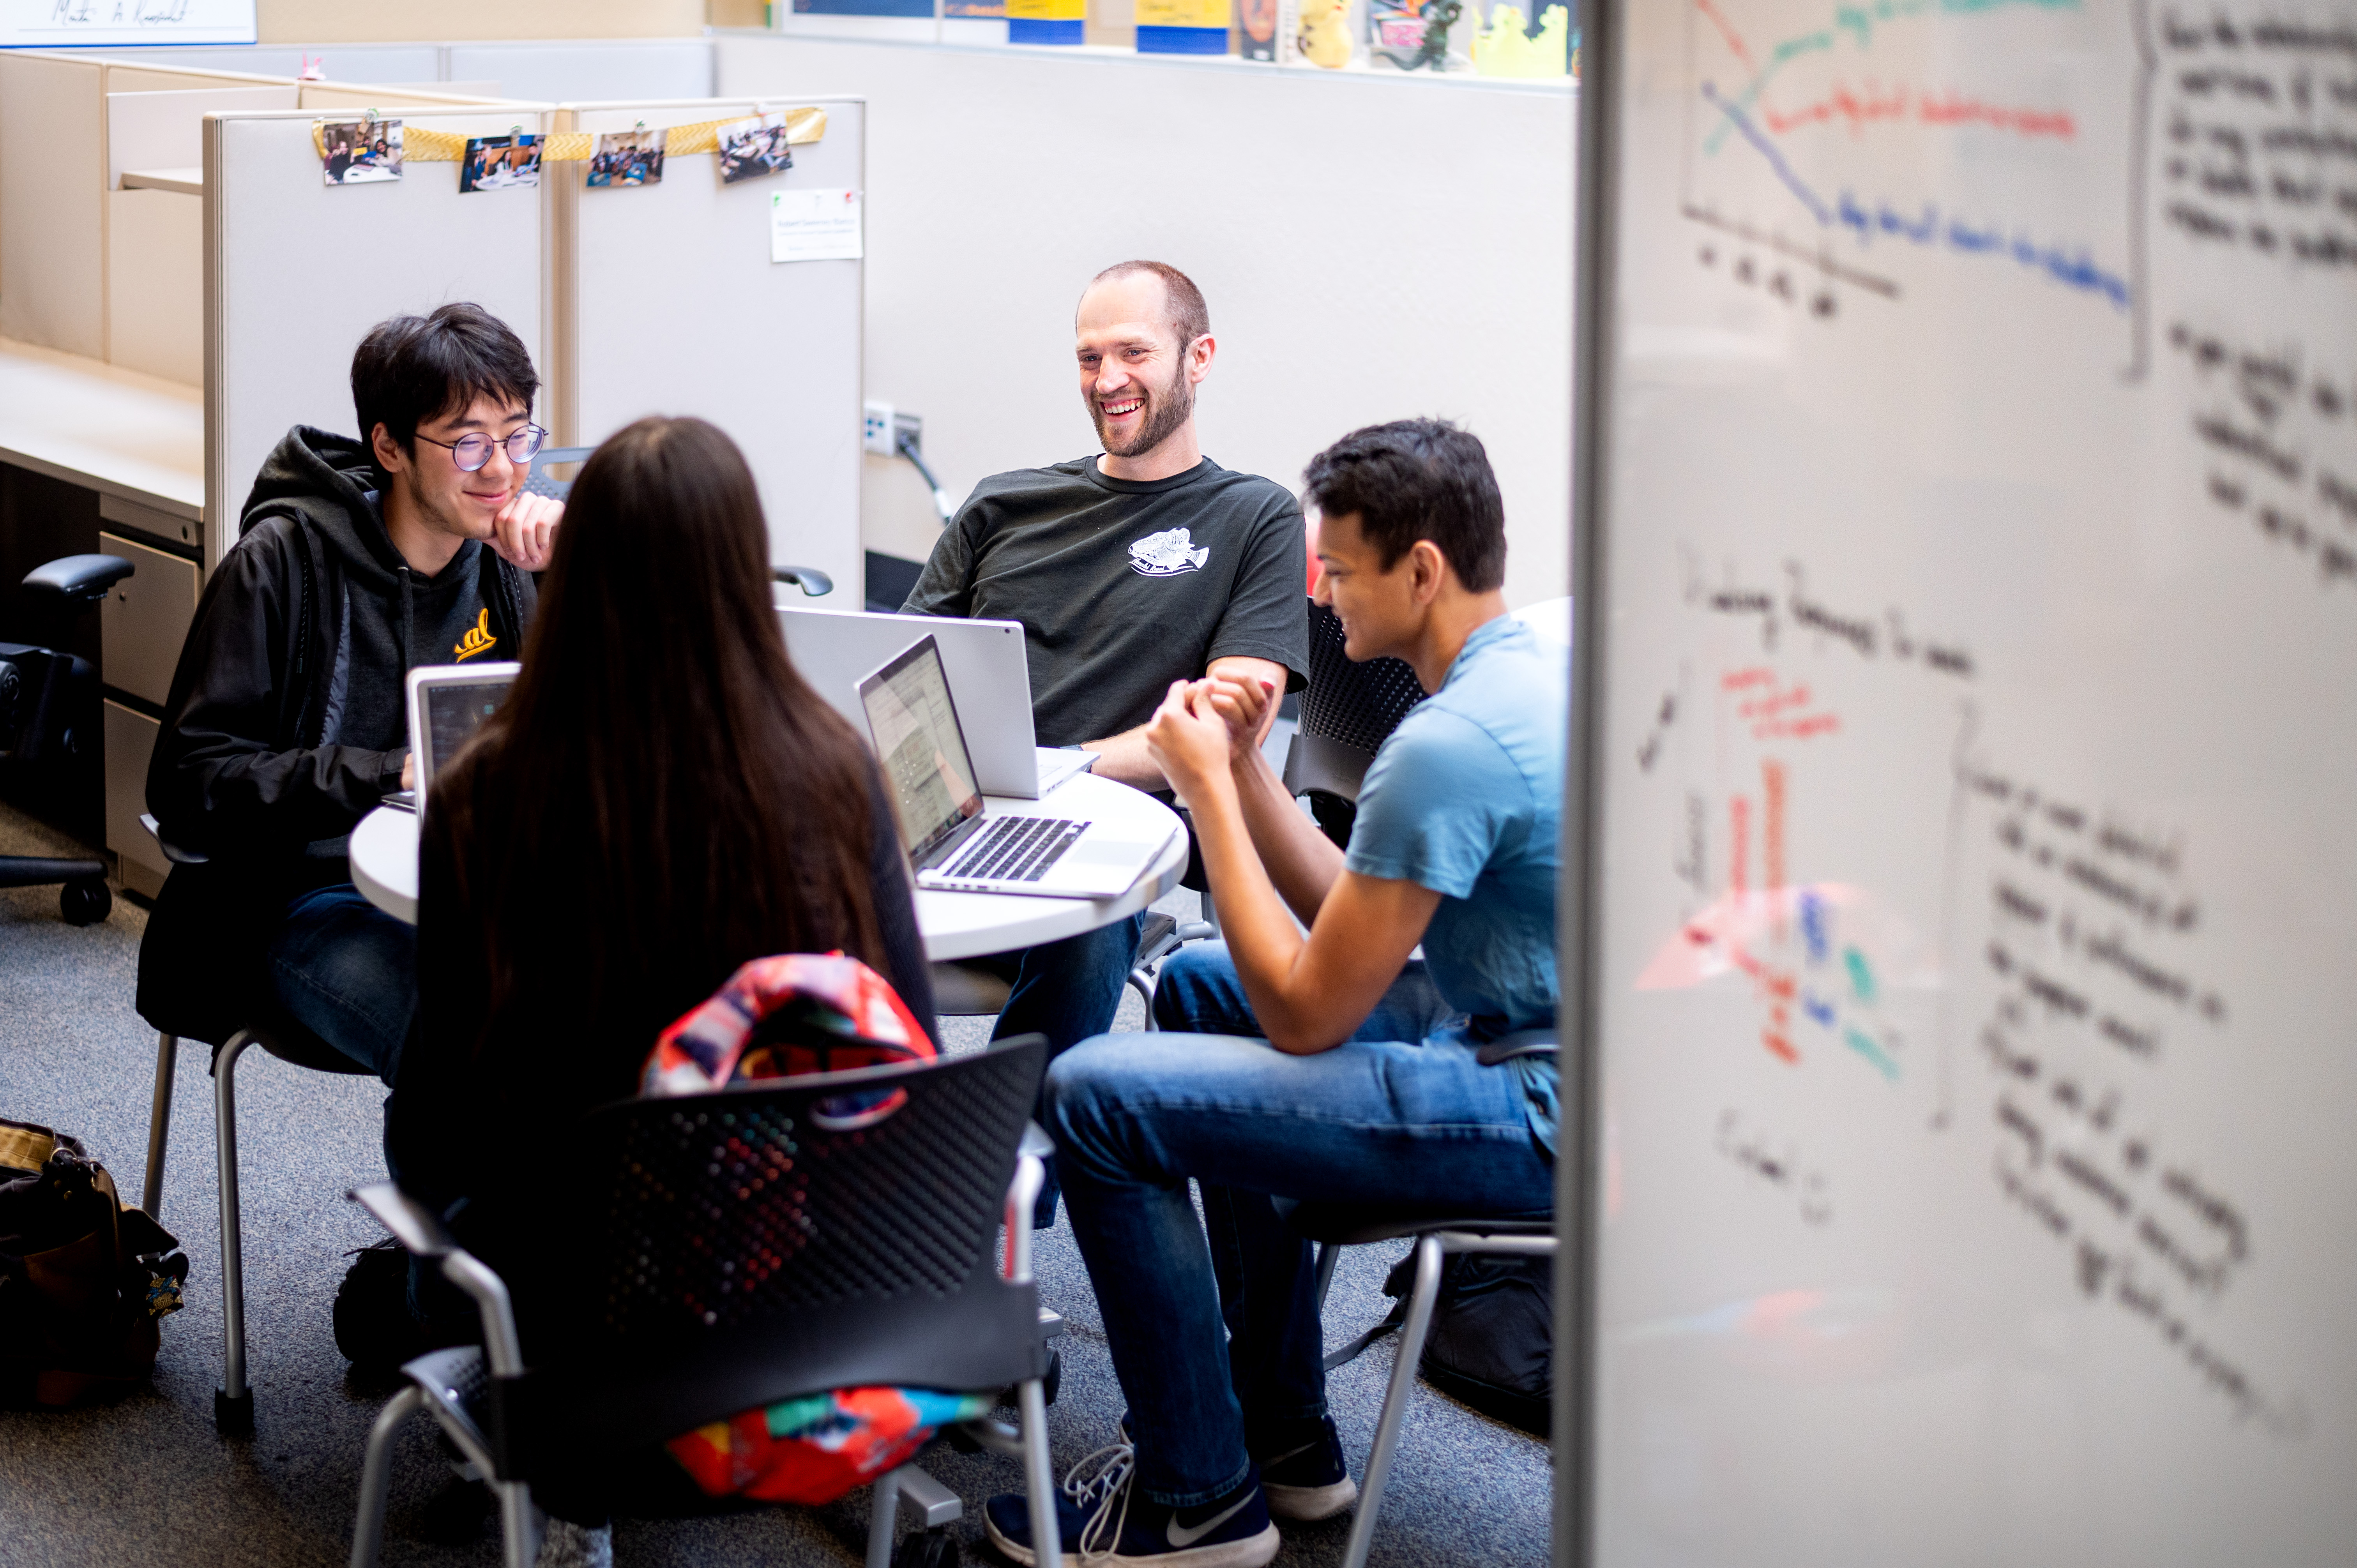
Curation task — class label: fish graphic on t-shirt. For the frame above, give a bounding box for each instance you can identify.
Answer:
[1128,527,1210,577]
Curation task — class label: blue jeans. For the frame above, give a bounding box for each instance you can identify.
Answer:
[265,883,416,1085]
[969,909,1145,1226]
[1043,942,1554,1507]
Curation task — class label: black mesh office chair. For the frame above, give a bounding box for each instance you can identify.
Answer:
[1282,1033,1557,1568]
[0,554,133,924]
[347,1036,1066,1568]
[523,442,835,598]
[1283,599,1425,848]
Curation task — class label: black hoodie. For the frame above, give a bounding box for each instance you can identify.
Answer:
[136,426,535,1041]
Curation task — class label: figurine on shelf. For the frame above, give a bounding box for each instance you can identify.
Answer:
[1299,0,1354,68]
[1472,0,1569,76]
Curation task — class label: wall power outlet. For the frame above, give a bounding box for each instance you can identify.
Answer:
[862,401,895,455]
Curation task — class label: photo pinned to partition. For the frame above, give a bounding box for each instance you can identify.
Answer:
[320,118,403,185]
[587,127,667,189]
[461,134,544,194]
[716,113,795,185]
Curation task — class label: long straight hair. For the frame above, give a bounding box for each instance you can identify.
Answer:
[436,416,884,1061]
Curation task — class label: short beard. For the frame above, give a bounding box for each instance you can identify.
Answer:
[1090,348,1196,459]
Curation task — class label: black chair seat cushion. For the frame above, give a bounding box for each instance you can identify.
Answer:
[237,1015,373,1075]
[1274,1196,1554,1248]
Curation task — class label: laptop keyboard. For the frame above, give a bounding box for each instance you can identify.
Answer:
[940,815,1085,883]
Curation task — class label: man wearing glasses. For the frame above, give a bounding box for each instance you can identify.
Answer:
[142,303,560,1088]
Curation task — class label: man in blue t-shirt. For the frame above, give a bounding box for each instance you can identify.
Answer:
[984,420,1563,1567]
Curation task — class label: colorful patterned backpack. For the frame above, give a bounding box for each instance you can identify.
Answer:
[639,954,981,1504]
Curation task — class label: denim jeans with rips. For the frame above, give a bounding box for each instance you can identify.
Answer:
[1041,941,1554,1507]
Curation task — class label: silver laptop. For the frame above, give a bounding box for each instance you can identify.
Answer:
[777,604,1090,798]
[859,635,1172,898]
[397,662,520,814]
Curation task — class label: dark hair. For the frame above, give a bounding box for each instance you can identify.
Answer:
[434,416,885,1065]
[1087,260,1210,351]
[350,302,539,467]
[1302,418,1507,593]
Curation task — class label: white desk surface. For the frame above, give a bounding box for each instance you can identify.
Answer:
[0,336,204,522]
[348,770,1189,963]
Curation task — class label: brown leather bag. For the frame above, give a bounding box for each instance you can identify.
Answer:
[0,1119,187,1408]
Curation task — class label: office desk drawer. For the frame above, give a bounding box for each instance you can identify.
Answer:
[99,530,198,707]
[104,699,168,896]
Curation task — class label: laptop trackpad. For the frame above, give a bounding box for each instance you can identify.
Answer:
[1068,837,1155,867]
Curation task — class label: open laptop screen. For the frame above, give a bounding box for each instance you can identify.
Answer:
[425,680,510,775]
[859,636,984,862]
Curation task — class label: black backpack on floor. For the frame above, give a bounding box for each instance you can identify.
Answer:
[0,1119,187,1408]
[1380,1248,1552,1438]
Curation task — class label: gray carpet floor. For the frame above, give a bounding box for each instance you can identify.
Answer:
[0,800,1550,1566]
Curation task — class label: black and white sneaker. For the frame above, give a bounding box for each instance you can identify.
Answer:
[983,1439,1281,1566]
[1257,1416,1357,1522]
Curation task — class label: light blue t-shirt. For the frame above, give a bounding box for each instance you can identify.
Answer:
[1344,614,1565,1153]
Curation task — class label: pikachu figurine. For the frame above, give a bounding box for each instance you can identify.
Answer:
[1298,0,1354,67]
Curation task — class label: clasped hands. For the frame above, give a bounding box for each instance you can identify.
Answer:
[1145,672,1278,810]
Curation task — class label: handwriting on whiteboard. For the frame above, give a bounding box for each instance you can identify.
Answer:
[1963,761,2302,1433]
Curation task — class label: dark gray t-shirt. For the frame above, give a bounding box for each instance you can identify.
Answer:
[901,456,1309,746]
[335,538,496,754]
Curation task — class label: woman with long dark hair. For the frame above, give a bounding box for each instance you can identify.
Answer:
[380,419,935,1560]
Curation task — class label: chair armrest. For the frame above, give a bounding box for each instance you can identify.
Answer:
[1004,1153,1045,1285]
[139,812,209,867]
[24,553,132,607]
[350,1181,458,1257]
[350,1183,529,1378]
[772,565,834,597]
[1475,1029,1558,1067]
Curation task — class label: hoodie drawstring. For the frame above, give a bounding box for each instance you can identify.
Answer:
[396,565,414,676]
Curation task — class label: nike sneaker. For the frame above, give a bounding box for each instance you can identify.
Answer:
[983,1440,1280,1567]
[1256,1416,1357,1522]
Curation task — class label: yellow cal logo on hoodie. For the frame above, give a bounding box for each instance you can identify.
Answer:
[453,608,497,662]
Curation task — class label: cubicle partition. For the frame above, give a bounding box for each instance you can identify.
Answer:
[203,105,553,571]
[552,97,866,600]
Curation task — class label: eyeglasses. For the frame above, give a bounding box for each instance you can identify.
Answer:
[415,424,547,473]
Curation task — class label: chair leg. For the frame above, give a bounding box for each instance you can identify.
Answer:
[1313,1241,1339,1311]
[350,1384,424,1568]
[495,1480,541,1568]
[1340,1234,1444,1568]
[1125,966,1158,1030]
[142,1033,177,1219]
[866,1466,904,1568]
[214,1030,257,1435]
[1018,1375,1062,1568]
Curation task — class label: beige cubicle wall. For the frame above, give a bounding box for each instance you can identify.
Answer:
[203,105,553,570]
[550,97,866,600]
[0,50,522,388]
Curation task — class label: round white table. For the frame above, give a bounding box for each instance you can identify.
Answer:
[346,770,1189,962]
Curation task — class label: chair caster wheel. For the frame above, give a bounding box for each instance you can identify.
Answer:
[892,1527,960,1568]
[215,1386,254,1436]
[1042,1344,1062,1407]
[60,878,110,925]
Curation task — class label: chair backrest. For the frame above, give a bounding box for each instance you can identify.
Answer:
[497,1035,1050,1474]
[1297,599,1424,756]
[521,445,597,501]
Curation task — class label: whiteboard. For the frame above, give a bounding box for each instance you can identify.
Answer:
[206,109,546,573]
[1573,0,2357,1563]
[556,97,865,599]
[1,0,256,48]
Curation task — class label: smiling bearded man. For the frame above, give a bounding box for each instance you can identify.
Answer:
[901,260,1310,1227]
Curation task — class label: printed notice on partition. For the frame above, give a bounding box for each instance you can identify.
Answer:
[770,188,862,265]
[2,0,258,47]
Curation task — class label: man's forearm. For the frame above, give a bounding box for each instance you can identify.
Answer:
[1231,745,1343,925]
[1184,769,1319,1046]
[1081,728,1166,788]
